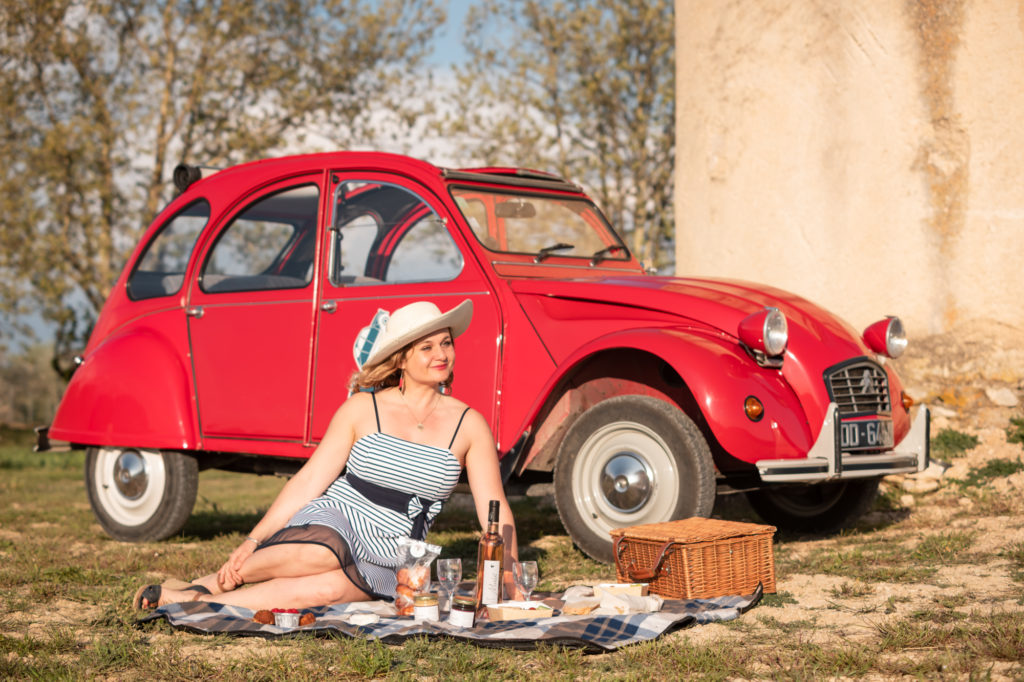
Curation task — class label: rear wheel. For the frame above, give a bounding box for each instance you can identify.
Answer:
[744,478,880,533]
[553,395,716,563]
[85,447,198,542]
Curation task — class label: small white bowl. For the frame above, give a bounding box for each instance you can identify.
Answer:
[274,611,300,628]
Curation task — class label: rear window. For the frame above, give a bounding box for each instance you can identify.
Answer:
[127,200,209,300]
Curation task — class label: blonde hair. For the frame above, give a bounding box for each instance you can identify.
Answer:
[347,342,456,392]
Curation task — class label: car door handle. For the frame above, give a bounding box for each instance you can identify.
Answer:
[320,300,337,313]
[186,306,204,319]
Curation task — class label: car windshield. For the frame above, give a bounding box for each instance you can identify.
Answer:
[451,188,628,262]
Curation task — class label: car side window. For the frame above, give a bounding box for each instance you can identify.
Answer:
[201,184,319,293]
[128,200,210,300]
[329,181,462,286]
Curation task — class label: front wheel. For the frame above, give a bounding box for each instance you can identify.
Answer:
[744,478,880,534]
[553,395,716,563]
[85,447,198,542]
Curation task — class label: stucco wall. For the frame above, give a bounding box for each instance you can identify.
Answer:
[675,0,1024,337]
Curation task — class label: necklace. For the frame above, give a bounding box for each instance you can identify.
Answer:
[400,389,440,430]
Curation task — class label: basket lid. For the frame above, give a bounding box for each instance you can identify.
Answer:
[608,517,776,543]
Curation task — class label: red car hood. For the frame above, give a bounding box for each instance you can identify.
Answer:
[509,274,874,371]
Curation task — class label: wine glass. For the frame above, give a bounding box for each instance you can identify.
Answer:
[436,558,462,611]
[512,560,539,602]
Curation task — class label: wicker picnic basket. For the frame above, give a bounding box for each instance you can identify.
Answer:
[609,517,776,599]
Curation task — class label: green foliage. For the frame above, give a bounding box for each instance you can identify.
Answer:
[931,428,979,458]
[447,0,676,269]
[0,0,443,363]
[910,531,975,562]
[956,458,1024,489]
[1002,541,1024,584]
[1006,416,1024,444]
[761,590,798,607]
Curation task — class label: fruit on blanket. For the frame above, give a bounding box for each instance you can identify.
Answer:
[253,609,274,625]
[397,564,429,590]
[395,583,416,615]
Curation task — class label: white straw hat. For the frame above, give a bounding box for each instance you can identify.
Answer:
[362,299,473,369]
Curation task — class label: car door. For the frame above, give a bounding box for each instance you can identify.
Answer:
[309,173,501,442]
[187,176,323,445]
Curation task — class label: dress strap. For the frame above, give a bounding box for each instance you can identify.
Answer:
[448,407,471,449]
[371,391,381,432]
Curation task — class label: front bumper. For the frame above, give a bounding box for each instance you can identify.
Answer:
[755,403,929,483]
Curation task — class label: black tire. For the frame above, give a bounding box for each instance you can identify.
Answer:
[744,478,880,534]
[85,447,198,542]
[553,395,716,563]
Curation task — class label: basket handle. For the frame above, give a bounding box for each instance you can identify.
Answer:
[614,536,676,581]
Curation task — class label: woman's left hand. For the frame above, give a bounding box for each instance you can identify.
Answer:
[217,540,255,590]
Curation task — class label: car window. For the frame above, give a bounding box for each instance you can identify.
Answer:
[451,188,627,260]
[201,184,319,293]
[329,181,462,285]
[128,200,209,300]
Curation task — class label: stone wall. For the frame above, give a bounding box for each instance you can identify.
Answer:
[674,0,1024,340]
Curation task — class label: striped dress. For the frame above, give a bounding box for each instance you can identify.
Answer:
[272,395,464,600]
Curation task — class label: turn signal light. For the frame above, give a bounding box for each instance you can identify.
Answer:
[744,396,765,422]
[901,391,915,410]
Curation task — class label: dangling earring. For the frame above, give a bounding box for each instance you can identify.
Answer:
[399,371,405,393]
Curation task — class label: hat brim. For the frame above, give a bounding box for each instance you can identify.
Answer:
[362,299,474,369]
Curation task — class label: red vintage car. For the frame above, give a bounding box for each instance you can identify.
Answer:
[40,151,929,562]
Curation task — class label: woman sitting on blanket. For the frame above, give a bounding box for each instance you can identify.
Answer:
[135,300,520,610]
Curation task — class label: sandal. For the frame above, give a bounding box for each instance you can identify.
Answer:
[133,582,211,610]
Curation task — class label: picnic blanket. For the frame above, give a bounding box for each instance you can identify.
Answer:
[137,584,762,652]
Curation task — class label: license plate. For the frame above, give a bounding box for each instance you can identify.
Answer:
[840,419,893,451]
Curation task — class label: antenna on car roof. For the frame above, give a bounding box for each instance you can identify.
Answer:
[172,163,221,193]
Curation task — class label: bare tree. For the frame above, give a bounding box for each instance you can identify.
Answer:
[0,0,444,372]
[443,0,675,268]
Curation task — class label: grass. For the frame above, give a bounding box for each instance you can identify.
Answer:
[955,457,1024,490]
[2,428,1023,679]
[1007,416,1024,445]
[931,427,979,458]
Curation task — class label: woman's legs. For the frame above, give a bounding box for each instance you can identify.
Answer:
[159,569,372,610]
[187,543,342,595]
[152,543,374,609]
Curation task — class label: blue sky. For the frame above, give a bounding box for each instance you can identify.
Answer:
[429,0,473,66]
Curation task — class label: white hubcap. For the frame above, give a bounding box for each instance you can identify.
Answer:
[94,447,166,527]
[571,422,679,538]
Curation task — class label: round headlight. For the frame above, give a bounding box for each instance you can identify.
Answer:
[763,307,788,356]
[863,316,907,358]
[885,316,907,358]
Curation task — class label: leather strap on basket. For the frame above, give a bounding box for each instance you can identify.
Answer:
[614,536,676,581]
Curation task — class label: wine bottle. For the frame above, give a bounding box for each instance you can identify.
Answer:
[474,500,504,608]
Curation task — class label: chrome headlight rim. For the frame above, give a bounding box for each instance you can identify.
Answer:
[885,316,907,358]
[763,307,789,356]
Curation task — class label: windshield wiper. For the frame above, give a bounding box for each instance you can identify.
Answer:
[589,245,625,266]
[533,242,574,263]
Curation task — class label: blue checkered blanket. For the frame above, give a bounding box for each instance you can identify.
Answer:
[138,585,762,652]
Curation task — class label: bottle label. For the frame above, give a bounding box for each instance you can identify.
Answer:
[481,559,501,605]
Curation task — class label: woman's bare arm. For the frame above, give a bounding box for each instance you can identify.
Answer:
[462,410,520,596]
[216,393,368,587]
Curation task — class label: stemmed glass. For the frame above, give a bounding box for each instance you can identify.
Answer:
[436,558,462,611]
[512,560,539,602]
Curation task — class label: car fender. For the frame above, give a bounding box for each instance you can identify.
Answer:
[49,318,198,450]
[515,326,816,469]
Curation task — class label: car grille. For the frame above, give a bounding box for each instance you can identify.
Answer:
[825,360,891,416]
